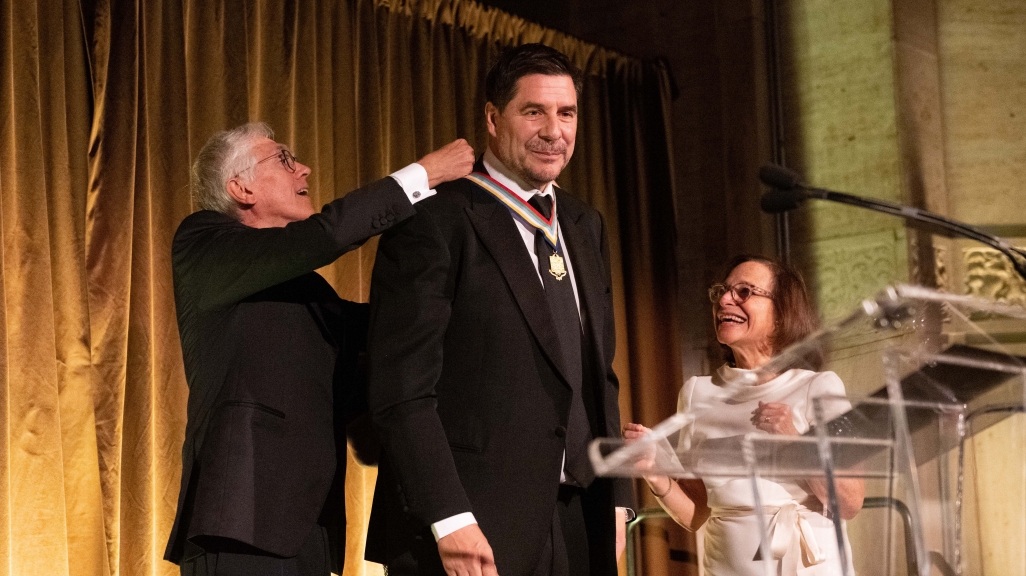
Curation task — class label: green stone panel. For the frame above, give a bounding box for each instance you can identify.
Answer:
[782,0,902,204]
[797,228,909,322]
[780,0,909,305]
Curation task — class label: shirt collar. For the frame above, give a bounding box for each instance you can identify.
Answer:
[482,148,555,203]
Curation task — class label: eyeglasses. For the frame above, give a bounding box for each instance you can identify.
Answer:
[234,148,298,177]
[708,282,773,304]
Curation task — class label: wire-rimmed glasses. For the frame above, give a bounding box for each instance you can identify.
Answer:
[235,148,298,177]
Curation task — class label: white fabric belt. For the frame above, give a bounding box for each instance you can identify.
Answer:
[710,501,827,571]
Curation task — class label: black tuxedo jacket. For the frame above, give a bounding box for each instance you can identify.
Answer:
[365,171,632,576]
[164,178,414,564]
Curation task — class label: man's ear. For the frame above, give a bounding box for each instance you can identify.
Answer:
[485,102,499,139]
[226,177,255,208]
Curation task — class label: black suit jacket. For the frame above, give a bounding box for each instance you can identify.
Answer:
[365,171,632,576]
[164,178,414,564]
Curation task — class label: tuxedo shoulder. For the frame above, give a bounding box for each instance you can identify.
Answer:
[434,177,479,201]
[416,179,478,213]
[173,210,240,245]
[567,193,594,210]
[555,188,602,220]
[176,209,236,230]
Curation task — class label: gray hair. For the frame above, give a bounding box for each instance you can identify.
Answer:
[191,122,275,217]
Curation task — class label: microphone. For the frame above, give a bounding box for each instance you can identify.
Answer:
[758,165,809,213]
[760,188,805,213]
[759,164,802,190]
[758,163,1026,281]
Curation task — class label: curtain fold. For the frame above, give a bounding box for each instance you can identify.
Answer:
[1,1,102,575]
[0,1,682,575]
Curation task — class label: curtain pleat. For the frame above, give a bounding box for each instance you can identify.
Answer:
[84,1,193,575]
[0,1,682,575]
[2,0,102,574]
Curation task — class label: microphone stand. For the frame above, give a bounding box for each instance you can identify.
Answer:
[761,165,1026,282]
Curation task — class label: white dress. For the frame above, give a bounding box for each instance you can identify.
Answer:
[677,364,856,576]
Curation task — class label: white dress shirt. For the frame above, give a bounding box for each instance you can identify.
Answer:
[389,163,435,204]
[431,149,583,542]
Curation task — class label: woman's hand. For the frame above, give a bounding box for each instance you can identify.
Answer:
[621,422,651,441]
[621,424,709,531]
[622,423,674,498]
[622,422,659,475]
[750,401,800,435]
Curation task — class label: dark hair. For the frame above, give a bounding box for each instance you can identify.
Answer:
[719,254,819,365]
[485,43,583,111]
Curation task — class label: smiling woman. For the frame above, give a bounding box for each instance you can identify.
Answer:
[712,259,779,370]
[623,254,864,576]
[713,254,820,370]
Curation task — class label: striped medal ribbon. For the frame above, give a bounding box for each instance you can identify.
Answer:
[465,172,567,280]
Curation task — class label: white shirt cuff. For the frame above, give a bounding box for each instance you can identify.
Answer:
[431,512,478,541]
[389,163,436,204]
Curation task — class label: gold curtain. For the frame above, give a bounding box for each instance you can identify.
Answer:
[0,0,682,575]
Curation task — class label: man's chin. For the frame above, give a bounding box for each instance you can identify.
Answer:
[524,165,565,187]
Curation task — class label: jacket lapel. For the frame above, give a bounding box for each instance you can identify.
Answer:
[464,188,574,389]
[555,189,606,366]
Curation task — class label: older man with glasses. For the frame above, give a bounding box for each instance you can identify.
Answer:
[163,122,474,576]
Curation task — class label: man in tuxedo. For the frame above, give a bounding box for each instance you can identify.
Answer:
[366,44,634,576]
[164,121,473,576]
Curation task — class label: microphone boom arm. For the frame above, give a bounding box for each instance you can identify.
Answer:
[804,185,1026,282]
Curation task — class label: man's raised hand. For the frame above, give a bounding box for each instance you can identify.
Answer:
[418,139,476,188]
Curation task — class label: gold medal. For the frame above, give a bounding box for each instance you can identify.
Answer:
[549,253,567,281]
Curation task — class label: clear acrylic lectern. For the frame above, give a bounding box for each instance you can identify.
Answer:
[593,285,1026,576]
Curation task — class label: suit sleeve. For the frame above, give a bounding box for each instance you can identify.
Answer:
[594,213,637,510]
[173,177,413,310]
[367,203,472,527]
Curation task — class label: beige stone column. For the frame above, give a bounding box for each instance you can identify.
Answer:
[936,1,1026,575]
[777,0,1026,574]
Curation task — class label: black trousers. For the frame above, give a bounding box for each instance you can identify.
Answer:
[179,526,330,576]
[532,485,591,576]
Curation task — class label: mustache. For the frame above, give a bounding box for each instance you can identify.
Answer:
[526,141,567,154]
